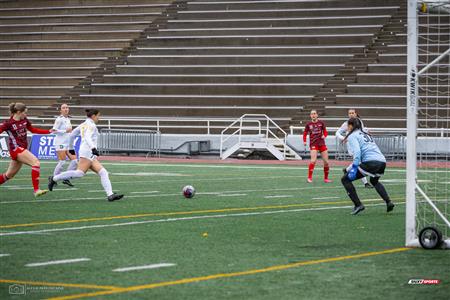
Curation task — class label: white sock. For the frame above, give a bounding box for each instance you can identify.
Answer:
[362,177,368,185]
[54,169,84,182]
[98,168,113,197]
[67,160,78,171]
[53,160,66,176]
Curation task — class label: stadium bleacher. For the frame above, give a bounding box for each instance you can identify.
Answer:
[0,0,448,133]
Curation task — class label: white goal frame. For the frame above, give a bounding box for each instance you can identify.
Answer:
[406,0,450,248]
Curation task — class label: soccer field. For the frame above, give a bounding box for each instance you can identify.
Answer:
[0,160,448,300]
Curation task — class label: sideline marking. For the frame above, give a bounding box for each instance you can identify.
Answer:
[113,263,176,273]
[0,201,404,237]
[26,258,91,267]
[0,197,401,230]
[46,247,411,300]
[0,254,11,257]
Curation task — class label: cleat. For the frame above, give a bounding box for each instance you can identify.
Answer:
[387,201,395,212]
[324,179,333,183]
[62,179,74,187]
[351,205,365,215]
[107,193,124,202]
[364,183,374,189]
[48,176,57,191]
[34,189,48,198]
[307,177,313,183]
[342,168,348,174]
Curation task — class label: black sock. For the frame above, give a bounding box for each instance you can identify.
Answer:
[341,176,362,207]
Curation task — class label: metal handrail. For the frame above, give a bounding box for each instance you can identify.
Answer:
[290,126,450,137]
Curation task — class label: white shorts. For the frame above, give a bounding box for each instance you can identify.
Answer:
[54,143,69,151]
[78,147,97,162]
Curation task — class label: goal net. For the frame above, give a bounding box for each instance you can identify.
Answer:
[406,0,450,248]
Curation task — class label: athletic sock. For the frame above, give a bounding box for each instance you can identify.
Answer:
[98,168,113,197]
[53,160,66,176]
[31,166,40,192]
[341,176,362,207]
[0,173,9,185]
[324,164,330,180]
[67,160,78,171]
[362,177,368,185]
[54,169,84,182]
[308,163,315,179]
[373,182,391,203]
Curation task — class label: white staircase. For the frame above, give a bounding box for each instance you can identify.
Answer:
[220,114,302,161]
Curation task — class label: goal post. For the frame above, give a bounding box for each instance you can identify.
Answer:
[406,0,450,249]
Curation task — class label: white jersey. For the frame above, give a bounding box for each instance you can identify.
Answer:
[69,118,98,160]
[336,118,368,141]
[52,115,72,148]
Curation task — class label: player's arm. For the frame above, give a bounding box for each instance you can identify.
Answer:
[322,123,328,139]
[67,125,81,155]
[302,124,309,145]
[26,119,51,134]
[346,135,361,180]
[336,122,347,141]
[0,121,8,134]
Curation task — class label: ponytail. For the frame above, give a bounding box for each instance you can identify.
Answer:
[9,102,27,115]
[344,117,363,142]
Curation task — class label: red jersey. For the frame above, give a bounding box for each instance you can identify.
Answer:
[0,117,50,151]
[303,120,328,147]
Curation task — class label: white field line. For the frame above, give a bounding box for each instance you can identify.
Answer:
[0,254,11,257]
[25,258,90,267]
[264,195,293,199]
[0,183,406,205]
[113,263,176,272]
[218,193,247,197]
[0,202,403,237]
[312,196,340,200]
[131,191,160,194]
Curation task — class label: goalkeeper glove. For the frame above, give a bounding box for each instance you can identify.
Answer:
[68,149,76,156]
[92,148,100,156]
[347,164,359,181]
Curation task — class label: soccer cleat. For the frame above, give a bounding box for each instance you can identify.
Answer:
[351,205,365,215]
[386,201,395,212]
[62,179,74,187]
[307,177,313,183]
[364,183,374,189]
[34,189,48,198]
[48,176,57,191]
[107,193,124,202]
[324,179,333,183]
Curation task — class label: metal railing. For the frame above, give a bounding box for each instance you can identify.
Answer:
[290,126,450,137]
[98,129,161,157]
[335,134,406,161]
[220,114,287,159]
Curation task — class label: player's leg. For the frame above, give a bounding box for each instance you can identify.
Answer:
[0,160,22,185]
[90,160,123,201]
[16,150,46,196]
[54,150,67,176]
[369,176,394,212]
[66,151,78,171]
[48,157,90,191]
[341,170,365,215]
[361,176,373,188]
[320,149,332,183]
[308,149,318,182]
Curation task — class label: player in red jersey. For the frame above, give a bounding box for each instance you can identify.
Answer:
[0,103,54,197]
[303,110,332,183]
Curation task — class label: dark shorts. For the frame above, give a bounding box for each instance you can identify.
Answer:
[358,161,386,178]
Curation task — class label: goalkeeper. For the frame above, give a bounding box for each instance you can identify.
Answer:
[341,118,395,215]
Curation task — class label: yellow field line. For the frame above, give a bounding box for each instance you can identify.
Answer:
[0,197,404,230]
[0,279,121,290]
[46,247,411,300]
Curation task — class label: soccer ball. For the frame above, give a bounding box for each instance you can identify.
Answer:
[182,185,195,198]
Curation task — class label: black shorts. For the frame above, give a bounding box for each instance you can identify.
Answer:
[358,161,386,178]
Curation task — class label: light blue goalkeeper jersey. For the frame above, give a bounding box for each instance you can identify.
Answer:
[347,129,386,165]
